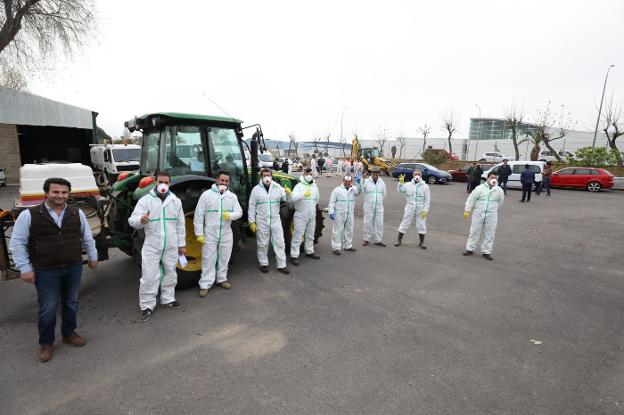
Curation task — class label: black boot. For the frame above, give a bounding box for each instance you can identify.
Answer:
[418,233,427,249]
[394,232,404,247]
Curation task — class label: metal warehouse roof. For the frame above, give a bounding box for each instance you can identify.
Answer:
[0,86,95,129]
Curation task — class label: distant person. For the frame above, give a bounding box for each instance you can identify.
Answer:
[287,158,293,175]
[463,171,505,260]
[337,159,344,177]
[466,162,476,193]
[497,159,512,195]
[9,178,98,362]
[272,160,280,171]
[325,157,333,177]
[520,164,535,203]
[317,157,325,177]
[311,156,319,178]
[469,163,483,192]
[129,171,186,322]
[536,161,552,196]
[355,160,364,176]
[281,158,289,174]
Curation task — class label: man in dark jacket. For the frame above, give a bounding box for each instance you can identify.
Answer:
[497,159,512,195]
[520,164,536,202]
[466,162,476,193]
[469,163,483,192]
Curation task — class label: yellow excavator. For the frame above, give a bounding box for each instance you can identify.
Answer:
[351,135,395,175]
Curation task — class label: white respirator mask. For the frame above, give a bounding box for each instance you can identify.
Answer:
[157,183,169,194]
[218,184,228,194]
[262,176,272,185]
[489,178,498,187]
[305,175,313,183]
[413,175,421,182]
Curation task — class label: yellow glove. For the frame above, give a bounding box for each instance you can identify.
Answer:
[284,187,292,194]
[222,211,231,220]
[196,235,205,244]
[249,222,257,233]
[399,174,405,184]
[304,190,311,198]
[421,211,428,219]
[463,211,471,219]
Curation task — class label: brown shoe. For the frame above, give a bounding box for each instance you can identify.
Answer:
[260,265,269,273]
[277,267,290,274]
[63,332,86,347]
[219,281,231,289]
[198,288,209,297]
[362,240,369,246]
[39,344,54,363]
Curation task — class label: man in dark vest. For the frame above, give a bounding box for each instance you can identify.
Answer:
[9,177,98,362]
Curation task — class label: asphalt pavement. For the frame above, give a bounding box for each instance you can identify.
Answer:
[1,177,623,415]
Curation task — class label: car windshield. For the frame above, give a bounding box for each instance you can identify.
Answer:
[259,154,273,162]
[112,148,141,162]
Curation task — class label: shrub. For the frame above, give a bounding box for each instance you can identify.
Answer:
[422,149,448,167]
[568,147,619,168]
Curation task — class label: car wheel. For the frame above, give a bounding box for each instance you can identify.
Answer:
[479,158,486,162]
[427,175,436,185]
[587,181,601,192]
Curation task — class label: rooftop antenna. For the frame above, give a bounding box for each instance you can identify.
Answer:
[201,92,234,119]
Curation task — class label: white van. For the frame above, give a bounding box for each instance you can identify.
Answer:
[482,160,545,190]
[90,144,141,177]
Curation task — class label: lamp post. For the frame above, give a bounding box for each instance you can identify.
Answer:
[340,107,350,157]
[473,104,482,161]
[592,64,615,148]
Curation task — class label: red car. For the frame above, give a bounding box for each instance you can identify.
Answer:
[550,167,615,192]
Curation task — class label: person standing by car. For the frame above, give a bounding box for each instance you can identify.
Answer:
[9,178,98,362]
[520,164,535,202]
[469,163,483,192]
[497,159,512,195]
[248,168,290,274]
[462,172,504,260]
[129,171,186,322]
[466,162,476,193]
[536,161,552,196]
[194,171,243,297]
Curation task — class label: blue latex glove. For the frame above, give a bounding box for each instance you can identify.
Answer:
[356,177,361,184]
[329,213,336,220]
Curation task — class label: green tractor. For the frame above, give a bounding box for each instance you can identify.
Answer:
[108,112,324,286]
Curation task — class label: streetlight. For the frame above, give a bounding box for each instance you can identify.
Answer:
[340,107,350,157]
[592,64,615,148]
[473,104,482,161]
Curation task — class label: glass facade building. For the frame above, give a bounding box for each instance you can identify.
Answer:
[469,118,540,141]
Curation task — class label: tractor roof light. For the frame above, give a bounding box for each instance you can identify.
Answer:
[139,176,155,188]
[117,172,130,181]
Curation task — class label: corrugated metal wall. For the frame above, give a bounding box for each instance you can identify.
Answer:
[0,86,93,129]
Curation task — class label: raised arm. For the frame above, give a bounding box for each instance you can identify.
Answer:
[128,196,148,229]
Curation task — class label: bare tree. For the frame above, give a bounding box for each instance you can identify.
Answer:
[532,102,574,162]
[417,124,431,157]
[602,97,624,165]
[374,126,389,156]
[504,104,525,161]
[442,112,458,155]
[288,133,299,157]
[0,65,27,89]
[324,132,331,153]
[519,132,542,161]
[0,0,96,70]
[312,135,321,154]
[396,136,408,159]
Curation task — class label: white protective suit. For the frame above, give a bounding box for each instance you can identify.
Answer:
[290,176,320,258]
[328,184,360,250]
[287,159,293,175]
[397,179,431,234]
[248,180,287,268]
[193,184,243,289]
[128,190,186,311]
[359,177,386,243]
[465,182,505,254]
[311,159,319,178]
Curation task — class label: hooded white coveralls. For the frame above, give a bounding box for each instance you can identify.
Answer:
[248,180,287,268]
[359,177,386,243]
[311,159,319,178]
[328,184,359,250]
[465,182,505,254]
[129,190,186,311]
[290,176,320,258]
[287,159,293,175]
[398,179,431,234]
[193,184,243,289]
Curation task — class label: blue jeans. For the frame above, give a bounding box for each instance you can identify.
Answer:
[499,179,508,195]
[34,263,83,345]
[537,178,551,195]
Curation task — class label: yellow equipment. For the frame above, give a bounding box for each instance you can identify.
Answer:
[351,136,395,175]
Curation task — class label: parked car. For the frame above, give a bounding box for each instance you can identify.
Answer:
[448,163,495,182]
[550,167,614,192]
[0,168,6,187]
[391,162,452,184]
[538,150,575,162]
[258,152,275,168]
[479,152,510,162]
[482,161,545,190]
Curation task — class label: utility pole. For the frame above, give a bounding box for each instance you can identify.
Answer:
[340,107,350,157]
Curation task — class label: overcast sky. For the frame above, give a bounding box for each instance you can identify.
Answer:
[28,0,624,141]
